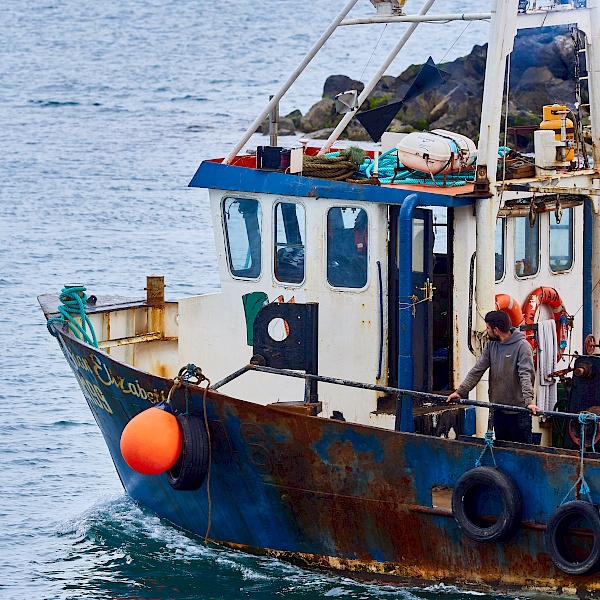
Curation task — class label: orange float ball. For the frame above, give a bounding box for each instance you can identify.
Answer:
[120,408,182,475]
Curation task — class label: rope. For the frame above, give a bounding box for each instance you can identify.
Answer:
[399,295,429,314]
[303,147,367,182]
[326,146,510,187]
[439,20,473,64]
[359,23,388,83]
[202,379,213,544]
[561,412,598,505]
[47,285,98,347]
[165,364,213,544]
[475,430,497,467]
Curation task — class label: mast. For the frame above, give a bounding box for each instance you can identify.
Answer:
[472,0,518,433]
[587,0,600,348]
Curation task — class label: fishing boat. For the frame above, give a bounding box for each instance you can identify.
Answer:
[39,0,600,594]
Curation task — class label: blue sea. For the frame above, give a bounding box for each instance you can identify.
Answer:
[0,1,508,598]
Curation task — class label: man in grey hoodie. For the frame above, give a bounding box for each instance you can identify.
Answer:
[447,310,538,443]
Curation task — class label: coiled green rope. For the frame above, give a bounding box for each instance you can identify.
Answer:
[325,145,511,186]
[303,147,367,181]
[47,285,98,348]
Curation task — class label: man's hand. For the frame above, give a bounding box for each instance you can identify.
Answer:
[447,391,461,403]
[527,403,539,415]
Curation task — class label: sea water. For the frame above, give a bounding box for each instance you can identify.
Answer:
[1,1,508,598]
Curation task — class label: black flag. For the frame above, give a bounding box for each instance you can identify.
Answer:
[356,57,450,142]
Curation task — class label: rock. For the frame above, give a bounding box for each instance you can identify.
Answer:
[323,75,364,99]
[517,66,556,91]
[345,119,371,141]
[303,128,335,140]
[285,110,303,129]
[259,116,296,136]
[300,25,578,146]
[299,98,338,132]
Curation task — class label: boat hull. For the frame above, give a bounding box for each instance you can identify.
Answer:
[53,326,600,595]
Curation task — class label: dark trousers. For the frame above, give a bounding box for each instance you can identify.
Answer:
[493,410,533,444]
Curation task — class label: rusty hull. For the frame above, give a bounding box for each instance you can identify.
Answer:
[51,326,600,596]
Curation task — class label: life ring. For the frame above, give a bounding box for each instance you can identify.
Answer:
[495,294,524,327]
[167,414,209,491]
[451,466,522,542]
[522,287,569,362]
[546,501,600,575]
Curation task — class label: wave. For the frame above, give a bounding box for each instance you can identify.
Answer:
[28,100,81,107]
[42,496,516,600]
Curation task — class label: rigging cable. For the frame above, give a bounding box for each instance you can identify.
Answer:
[438,20,473,64]
[359,24,389,84]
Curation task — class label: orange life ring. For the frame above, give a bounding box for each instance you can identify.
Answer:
[522,286,569,362]
[495,294,524,327]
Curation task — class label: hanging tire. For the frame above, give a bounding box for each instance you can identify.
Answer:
[167,414,209,491]
[546,501,600,575]
[452,466,522,542]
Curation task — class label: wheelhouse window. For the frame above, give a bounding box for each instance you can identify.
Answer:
[549,207,573,273]
[223,197,262,279]
[514,215,539,278]
[495,217,505,281]
[274,202,305,284]
[327,207,368,288]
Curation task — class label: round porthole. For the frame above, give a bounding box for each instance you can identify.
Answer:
[267,317,289,341]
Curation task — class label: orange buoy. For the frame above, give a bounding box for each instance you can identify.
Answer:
[120,407,182,475]
[522,286,569,363]
[494,293,524,327]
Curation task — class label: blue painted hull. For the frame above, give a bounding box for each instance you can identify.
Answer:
[53,326,600,593]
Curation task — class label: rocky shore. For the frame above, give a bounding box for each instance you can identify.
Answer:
[266,26,582,144]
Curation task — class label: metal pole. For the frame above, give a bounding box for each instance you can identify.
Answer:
[473,0,518,436]
[585,1,600,346]
[318,0,437,155]
[211,362,588,422]
[269,95,279,147]
[340,12,491,25]
[223,0,360,165]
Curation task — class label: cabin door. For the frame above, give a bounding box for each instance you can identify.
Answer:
[388,207,434,392]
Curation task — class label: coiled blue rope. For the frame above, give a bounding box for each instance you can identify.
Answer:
[475,430,497,468]
[561,412,598,505]
[47,285,98,348]
[326,146,510,186]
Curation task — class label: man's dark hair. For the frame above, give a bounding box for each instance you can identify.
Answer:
[485,310,511,333]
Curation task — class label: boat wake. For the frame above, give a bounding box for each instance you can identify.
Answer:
[47,495,513,600]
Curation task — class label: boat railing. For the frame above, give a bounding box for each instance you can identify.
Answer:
[211,362,597,429]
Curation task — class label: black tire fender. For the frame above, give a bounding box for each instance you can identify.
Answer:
[451,466,522,542]
[167,414,209,491]
[546,501,600,576]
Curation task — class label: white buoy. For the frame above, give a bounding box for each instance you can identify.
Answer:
[397,129,477,174]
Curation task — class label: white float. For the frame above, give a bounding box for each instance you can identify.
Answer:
[396,129,477,174]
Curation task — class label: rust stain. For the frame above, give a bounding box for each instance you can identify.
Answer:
[154,362,170,378]
[216,539,600,596]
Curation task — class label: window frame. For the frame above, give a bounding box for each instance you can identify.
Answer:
[495,217,506,282]
[222,195,263,281]
[325,204,370,291]
[513,214,540,280]
[549,207,574,275]
[272,199,306,286]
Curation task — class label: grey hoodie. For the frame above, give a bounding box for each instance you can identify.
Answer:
[456,327,535,408]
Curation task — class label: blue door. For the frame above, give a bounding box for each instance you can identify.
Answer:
[388,207,434,393]
[410,208,434,391]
